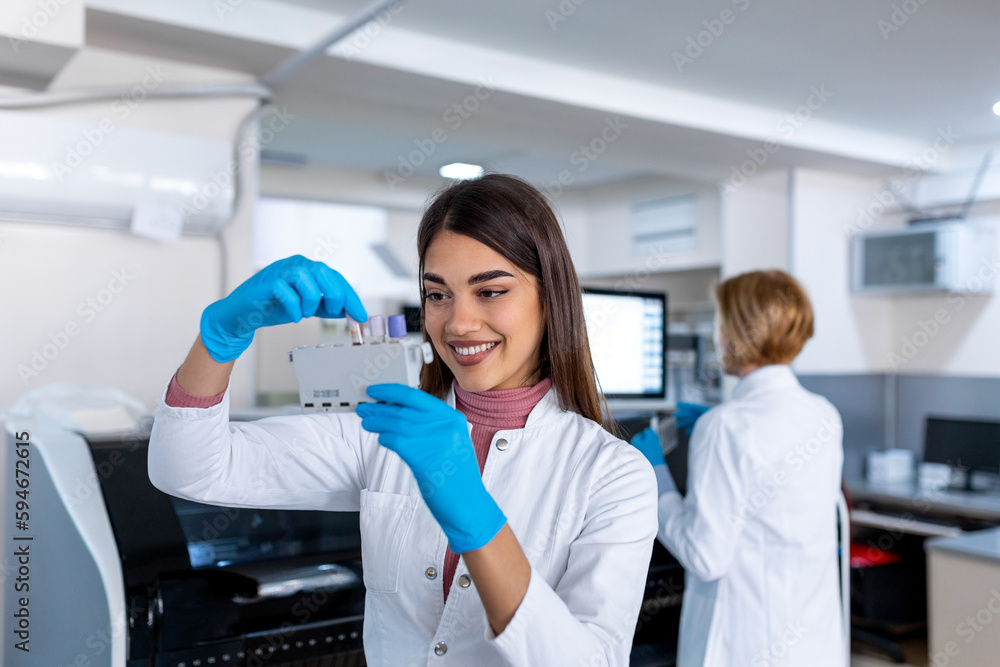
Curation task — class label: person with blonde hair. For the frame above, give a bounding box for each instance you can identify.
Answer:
[631,269,845,667]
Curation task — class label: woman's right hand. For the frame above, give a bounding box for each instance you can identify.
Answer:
[199,254,368,363]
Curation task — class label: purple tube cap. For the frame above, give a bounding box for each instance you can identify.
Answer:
[368,314,386,337]
[388,314,407,338]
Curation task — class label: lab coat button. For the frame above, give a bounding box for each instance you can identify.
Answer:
[495,438,509,451]
[458,574,471,588]
[425,566,437,579]
[434,641,448,656]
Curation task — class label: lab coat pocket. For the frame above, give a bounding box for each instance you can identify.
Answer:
[358,488,417,594]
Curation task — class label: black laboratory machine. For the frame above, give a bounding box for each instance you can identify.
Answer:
[0,413,367,667]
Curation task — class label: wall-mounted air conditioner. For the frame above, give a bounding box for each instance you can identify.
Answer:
[851,221,996,295]
[0,109,234,236]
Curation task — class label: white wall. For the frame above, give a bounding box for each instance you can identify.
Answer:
[721,168,790,276]
[550,191,591,277]
[791,168,895,373]
[576,176,722,278]
[0,48,260,411]
[386,207,422,276]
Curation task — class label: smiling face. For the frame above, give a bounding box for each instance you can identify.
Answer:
[422,231,547,392]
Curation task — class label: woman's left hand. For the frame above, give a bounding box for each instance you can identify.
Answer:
[356,384,508,553]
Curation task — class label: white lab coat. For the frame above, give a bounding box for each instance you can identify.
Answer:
[147,378,658,667]
[657,365,845,667]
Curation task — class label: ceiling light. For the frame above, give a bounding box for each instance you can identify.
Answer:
[439,162,483,180]
[994,101,1000,116]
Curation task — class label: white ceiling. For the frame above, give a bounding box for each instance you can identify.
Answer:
[76,0,1000,190]
[278,0,1000,141]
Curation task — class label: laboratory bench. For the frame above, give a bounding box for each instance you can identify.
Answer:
[846,476,1000,527]
[925,527,1000,666]
[844,476,1000,662]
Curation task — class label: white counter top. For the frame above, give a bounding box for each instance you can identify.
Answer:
[925,525,1000,565]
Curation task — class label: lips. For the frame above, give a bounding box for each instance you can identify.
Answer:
[448,340,501,367]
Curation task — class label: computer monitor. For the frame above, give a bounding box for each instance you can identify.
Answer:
[581,287,667,400]
[923,416,1000,491]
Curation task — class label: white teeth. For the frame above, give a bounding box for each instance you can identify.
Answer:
[454,342,498,356]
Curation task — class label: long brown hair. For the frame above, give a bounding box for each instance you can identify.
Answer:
[416,173,610,429]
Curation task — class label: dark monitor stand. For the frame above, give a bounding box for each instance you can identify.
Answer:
[950,469,1000,493]
[944,467,1000,494]
[923,416,1000,493]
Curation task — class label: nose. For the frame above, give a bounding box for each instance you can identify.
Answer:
[444,293,482,337]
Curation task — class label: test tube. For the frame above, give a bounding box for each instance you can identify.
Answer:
[368,314,387,344]
[388,314,407,341]
[346,314,365,345]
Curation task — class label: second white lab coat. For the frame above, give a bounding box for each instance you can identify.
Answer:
[657,364,845,667]
[147,378,657,667]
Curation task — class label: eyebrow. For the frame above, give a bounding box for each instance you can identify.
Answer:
[422,269,516,286]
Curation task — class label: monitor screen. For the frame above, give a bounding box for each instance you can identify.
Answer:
[924,416,1000,474]
[581,287,667,399]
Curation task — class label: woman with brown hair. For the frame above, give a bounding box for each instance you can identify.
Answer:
[147,173,658,665]
[633,270,845,667]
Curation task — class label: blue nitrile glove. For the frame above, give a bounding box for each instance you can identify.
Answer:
[200,254,367,363]
[631,427,666,468]
[355,383,507,553]
[630,427,677,495]
[674,401,710,436]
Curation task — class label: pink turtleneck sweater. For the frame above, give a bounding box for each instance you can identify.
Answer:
[445,376,552,602]
[164,370,554,603]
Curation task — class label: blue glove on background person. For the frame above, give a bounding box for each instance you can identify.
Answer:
[356,383,508,554]
[674,401,710,436]
[630,426,678,496]
[200,254,368,363]
[631,427,666,467]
